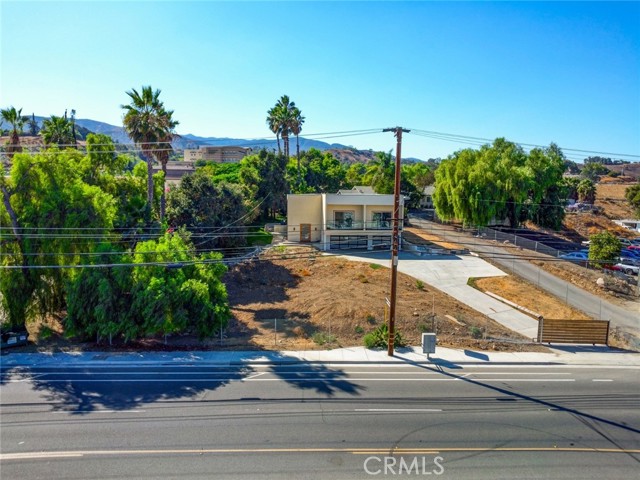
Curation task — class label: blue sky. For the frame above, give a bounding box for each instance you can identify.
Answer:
[2,1,639,161]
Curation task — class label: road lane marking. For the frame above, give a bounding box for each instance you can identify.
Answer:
[354,409,442,412]
[592,379,613,382]
[2,378,577,383]
[50,410,146,414]
[3,446,640,461]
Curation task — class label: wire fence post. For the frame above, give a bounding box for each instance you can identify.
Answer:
[274,318,277,346]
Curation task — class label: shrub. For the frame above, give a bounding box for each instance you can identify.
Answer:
[416,280,425,290]
[369,263,382,270]
[354,325,364,334]
[312,332,337,346]
[470,326,483,339]
[363,324,406,349]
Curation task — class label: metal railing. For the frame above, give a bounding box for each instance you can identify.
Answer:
[325,221,399,230]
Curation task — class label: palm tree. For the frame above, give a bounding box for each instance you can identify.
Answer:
[40,115,74,147]
[1,106,27,158]
[276,95,295,159]
[289,107,305,185]
[121,86,178,218]
[266,95,298,159]
[266,105,282,155]
[27,113,39,136]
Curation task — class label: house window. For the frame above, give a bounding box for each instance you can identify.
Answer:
[372,212,392,229]
[329,235,367,250]
[334,211,354,229]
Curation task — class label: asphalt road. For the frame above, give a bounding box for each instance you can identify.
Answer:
[2,362,639,479]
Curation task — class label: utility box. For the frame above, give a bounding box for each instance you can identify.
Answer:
[422,333,436,355]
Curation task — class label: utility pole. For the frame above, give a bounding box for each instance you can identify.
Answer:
[383,126,410,356]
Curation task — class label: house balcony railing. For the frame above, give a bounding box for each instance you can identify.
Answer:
[325,221,402,230]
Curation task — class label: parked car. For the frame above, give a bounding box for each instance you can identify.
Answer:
[618,252,640,266]
[559,251,589,263]
[615,258,640,275]
[618,238,633,247]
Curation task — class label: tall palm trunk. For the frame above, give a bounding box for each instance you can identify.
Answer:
[296,134,301,185]
[276,132,281,155]
[282,132,289,159]
[160,161,167,222]
[142,146,154,221]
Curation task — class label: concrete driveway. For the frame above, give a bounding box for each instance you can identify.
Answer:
[333,250,540,339]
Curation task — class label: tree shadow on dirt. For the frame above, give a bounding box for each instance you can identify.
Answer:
[225,260,299,306]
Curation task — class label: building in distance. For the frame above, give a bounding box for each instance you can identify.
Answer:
[184,145,252,163]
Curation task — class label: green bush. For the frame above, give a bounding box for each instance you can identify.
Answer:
[354,325,365,334]
[312,332,337,346]
[416,280,425,290]
[470,326,483,339]
[363,324,406,349]
[369,263,382,270]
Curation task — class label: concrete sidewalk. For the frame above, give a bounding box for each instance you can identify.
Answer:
[2,345,639,368]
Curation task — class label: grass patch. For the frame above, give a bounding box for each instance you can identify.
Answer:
[369,263,382,270]
[312,332,337,346]
[246,228,273,246]
[467,277,480,289]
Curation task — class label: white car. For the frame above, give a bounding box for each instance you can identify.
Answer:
[615,259,640,275]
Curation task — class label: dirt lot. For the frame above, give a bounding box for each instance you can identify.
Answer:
[595,181,639,222]
[222,246,547,352]
[472,276,592,320]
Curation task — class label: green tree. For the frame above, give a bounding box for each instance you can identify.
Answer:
[166,171,249,251]
[521,144,566,228]
[1,106,27,158]
[368,151,395,194]
[581,162,609,181]
[297,148,347,193]
[40,115,74,147]
[66,232,231,341]
[345,162,367,187]
[625,183,640,218]
[588,231,621,266]
[0,149,117,329]
[577,178,596,204]
[239,149,289,219]
[433,138,556,228]
[121,85,178,221]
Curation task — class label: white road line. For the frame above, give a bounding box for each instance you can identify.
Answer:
[592,379,614,382]
[50,410,146,414]
[4,377,577,383]
[354,409,442,412]
[244,372,266,380]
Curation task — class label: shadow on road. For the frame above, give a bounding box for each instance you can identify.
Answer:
[0,352,364,414]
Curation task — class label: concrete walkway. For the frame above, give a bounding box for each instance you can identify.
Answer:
[335,251,540,339]
[2,346,639,367]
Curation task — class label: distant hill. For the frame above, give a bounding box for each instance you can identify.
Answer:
[8,117,426,161]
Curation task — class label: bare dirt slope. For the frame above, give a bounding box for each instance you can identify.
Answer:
[222,246,550,352]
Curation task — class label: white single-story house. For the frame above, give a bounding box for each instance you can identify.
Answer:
[614,219,640,232]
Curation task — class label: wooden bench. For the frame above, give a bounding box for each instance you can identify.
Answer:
[537,319,610,345]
